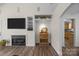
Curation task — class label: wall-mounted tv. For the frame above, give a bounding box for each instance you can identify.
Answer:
[8,18,25,29]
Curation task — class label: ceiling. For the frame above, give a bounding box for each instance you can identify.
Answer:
[0,3,57,11]
[62,3,79,16]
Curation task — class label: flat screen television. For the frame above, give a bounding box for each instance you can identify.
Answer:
[8,18,25,29]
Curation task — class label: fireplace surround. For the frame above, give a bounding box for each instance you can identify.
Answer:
[12,35,26,46]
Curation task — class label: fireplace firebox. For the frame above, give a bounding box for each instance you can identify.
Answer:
[12,35,26,46]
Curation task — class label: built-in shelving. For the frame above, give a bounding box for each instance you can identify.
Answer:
[27,17,33,31]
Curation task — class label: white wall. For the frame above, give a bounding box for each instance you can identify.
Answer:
[62,14,79,47]
[0,19,1,33]
[74,16,79,47]
[61,4,79,47]
[0,3,54,46]
[1,17,28,46]
[51,4,71,55]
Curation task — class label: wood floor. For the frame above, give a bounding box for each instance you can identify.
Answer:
[0,44,58,56]
[62,47,79,56]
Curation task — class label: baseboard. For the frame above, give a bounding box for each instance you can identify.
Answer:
[26,44,35,46]
[36,43,39,45]
[51,46,59,56]
[36,43,51,45]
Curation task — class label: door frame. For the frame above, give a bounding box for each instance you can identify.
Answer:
[63,18,75,47]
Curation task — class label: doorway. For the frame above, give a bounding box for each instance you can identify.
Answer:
[64,19,75,48]
[35,19,51,45]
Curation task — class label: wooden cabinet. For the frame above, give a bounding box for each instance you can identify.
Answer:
[40,32,48,43]
[65,32,73,48]
[64,19,74,48]
[65,22,69,29]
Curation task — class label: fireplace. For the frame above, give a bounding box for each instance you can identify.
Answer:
[12,35,26,46]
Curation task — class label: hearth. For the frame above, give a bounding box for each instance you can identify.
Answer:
[12,35,26,46]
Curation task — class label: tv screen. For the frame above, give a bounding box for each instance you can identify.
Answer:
[8,18,25,29]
